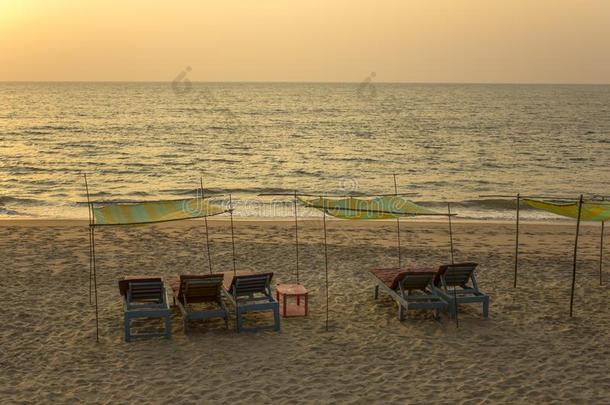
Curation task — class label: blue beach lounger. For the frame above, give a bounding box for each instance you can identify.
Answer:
[119,277,172,342]
[223,272,280,332]
[369,267,446,320]
[170,274,229,332]
[432,263,489,318]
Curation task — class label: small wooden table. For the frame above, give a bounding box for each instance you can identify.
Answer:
[276,284,309,317]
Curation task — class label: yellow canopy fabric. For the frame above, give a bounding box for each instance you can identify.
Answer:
[298,196,443,220]
[524,199,610,222]
[92,198,228,226]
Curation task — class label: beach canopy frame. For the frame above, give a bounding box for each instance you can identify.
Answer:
[84,175,231,341]
[523,196,609,316]
[264,187,457,331]
[482,193,609,317]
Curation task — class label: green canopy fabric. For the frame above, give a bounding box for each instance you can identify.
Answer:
[298,196,443,219]
[524,199,610,222]
[92,197,228,226]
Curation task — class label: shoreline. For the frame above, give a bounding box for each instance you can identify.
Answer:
[0,216,594,228]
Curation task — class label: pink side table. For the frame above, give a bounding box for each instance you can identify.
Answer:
[276,284,309,317]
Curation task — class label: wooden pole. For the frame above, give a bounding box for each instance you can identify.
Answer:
[91,226,99,342]
[200,178,213,274]
[322,207,329,331]
[293,190,300,283]
[448,202,455,264]
[569,194,584,317]
[600,221,605,286]
[447,202,458,328]
[84,174,93,304]
[88,228,93,304]
[392,174,402,268]
[514,193,520,288]
[228,194,237,276]
[453,282,459,329]
[84,174,99,341]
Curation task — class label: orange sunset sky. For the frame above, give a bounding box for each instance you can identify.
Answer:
[1,0,609,83]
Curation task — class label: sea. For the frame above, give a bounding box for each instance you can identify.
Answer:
[1,82,609,221]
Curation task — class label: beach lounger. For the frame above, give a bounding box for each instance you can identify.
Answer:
[223,272,280,332]
[170,274,229,332]
[119,277,172,342]
[432,263,489,318]
[369,268,446,320]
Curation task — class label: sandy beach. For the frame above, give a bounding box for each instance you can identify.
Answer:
[4,1,610,403]
[0,218,608,403]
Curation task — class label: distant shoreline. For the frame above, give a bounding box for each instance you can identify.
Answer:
[0,217,588,228]
[2,81,610,86]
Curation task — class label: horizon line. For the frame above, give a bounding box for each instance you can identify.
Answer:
[1,80,610,86]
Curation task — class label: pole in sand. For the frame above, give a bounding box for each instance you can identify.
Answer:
[293,190,300,283]
[448,202,455,264]
[569,194,584,317]
[600,221,605,286]
[322,205,330,331]
[84,174,93,304]
[392,174,402,269]
[228,194,237,276]
[514,193,520,288]
[448,202,458,328]
[83,174,99,342]
[200,178,213,274]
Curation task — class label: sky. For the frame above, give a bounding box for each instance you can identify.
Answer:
[1,0,609,83]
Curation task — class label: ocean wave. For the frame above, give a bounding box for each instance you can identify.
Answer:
[159,186,297,196]
[0,196,49,206]
[128,191,152,197]
[29,125,75,131]
[23,130,52,135]
[0,207,29,216]
[87,191,113,198]
[422,199,530,211]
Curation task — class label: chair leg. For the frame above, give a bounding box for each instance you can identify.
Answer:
[374,285,379,300]
[273,305,280,332]
[164,314,172,339]
[235,308,242,332]
[124,315,131,342]
[398,302,404,321]
[219,301,229,329]
[482,297,489,318]
[449,303,457,319]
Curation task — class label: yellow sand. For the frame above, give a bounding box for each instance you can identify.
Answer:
[0,219,608,403]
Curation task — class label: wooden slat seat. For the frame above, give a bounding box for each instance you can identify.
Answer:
[223,272,280,332]
[370,267,438,290]
[118,276,162,297]
[369,267,446,321]
[119,277,171,342]
[432,263,489,319]
[169,274,229,332]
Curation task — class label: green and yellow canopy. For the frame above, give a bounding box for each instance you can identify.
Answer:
[298,196,443,220]
[92,197,228,226]
[524,199,610,222]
